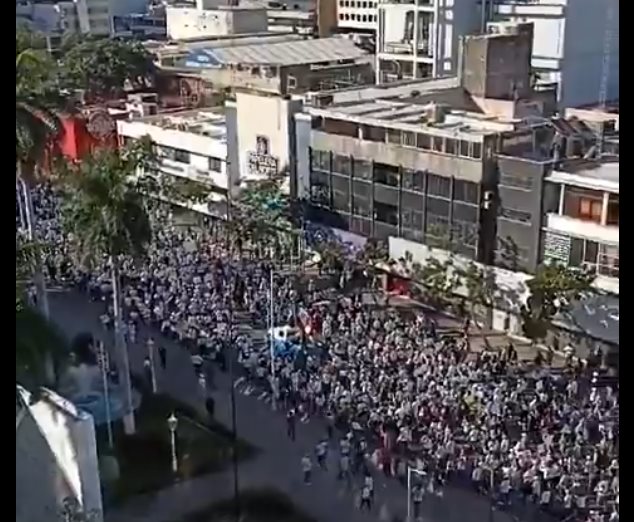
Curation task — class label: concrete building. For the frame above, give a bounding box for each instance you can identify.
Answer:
[375,0,481,83]
[489,0,619,109]
[16,0,148,37]
[16,386,103,522]
[159,35,372,96]
[336,0,377,33]
[117,108,234,215]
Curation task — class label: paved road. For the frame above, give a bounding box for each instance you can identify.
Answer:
[49,289,539,522]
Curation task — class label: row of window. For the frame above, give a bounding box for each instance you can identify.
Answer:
[310,185,479,246]
[339,0,377,8]
[310,150,480,204]
[569,238,619,278]
[313,118,484,160]
[339,13,377,22]
[155,145,223,173]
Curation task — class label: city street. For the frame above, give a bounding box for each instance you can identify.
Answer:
[48,288,546,522]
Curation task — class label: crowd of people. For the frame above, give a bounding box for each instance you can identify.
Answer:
[21,185,619,522]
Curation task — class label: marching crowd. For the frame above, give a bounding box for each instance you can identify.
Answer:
[22,185,619,522]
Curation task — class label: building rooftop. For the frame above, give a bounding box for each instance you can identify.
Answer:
[124,108,228,142]
[555,292,619,346]
[547,160,619,193]
[184,36,367,67]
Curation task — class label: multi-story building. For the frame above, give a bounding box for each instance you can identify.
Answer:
[489,0,619,108]
[16,0,148,37]
[336,0,377,34]
[117,108,233,215]
[161,35,373,96]
[375,0,481,83]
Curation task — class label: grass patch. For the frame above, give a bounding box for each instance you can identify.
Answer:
[97,392,256,504]
[175,488,317,522]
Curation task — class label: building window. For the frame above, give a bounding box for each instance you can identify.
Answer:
[353,158,372,180]
[500,173,533,190]
[373,162,399,187]
[569,237,598,272]
[472,142,482,159]
[310,149,330,172]
[333,154,352,176]
[208,157,222,172]
[459,140,470,157]
[173,149,190,164]
[332,188,349,212]
[417,133,431,150]
[451,219,478,247]
[362,125,386,142]
[374,201,398,226]
[453,179,478,204]
[386,128,401,145]
[339,13,344,20]
[607,194,619,226]
[431,136,443,152]
[598,244,619,277]
[402,168,425,192]
[427,174,451,198]
[402,131,416,147]
[426,215,450,241]
[445,138,456,155]
[499,207,531,224]
[310,182,330,207]
[563,187,603,223]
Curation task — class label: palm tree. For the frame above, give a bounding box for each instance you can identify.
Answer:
[59,145,152,435]
[16,44,65,319]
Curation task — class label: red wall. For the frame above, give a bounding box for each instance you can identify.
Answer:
[55,113,119,162]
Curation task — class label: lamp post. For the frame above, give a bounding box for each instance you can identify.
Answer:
[406,466,427,522]
[167,413,178,474]
[269,268,277,410]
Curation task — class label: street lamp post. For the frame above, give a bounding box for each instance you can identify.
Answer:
[269,268,277,410]
[167,413,178,474]
[406,466,427,522]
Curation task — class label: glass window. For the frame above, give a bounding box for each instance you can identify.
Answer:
[333,154,352,176]
[445,138,456,155]
[426,215,450,239]
[583,240,598,270]
[402,131,416,147]
[363,125,386,142]
[427,174,450,198]
[174,149,190,163]
[563,187,603,223]
[332,189,349,212]
[454,179,478,204]
[417,133,431,150]
[472,142,482,159]
[374,201,398,226]
[386,128,401,145]
[499,207,531,224]
[499,173,533,190]
[431,136,443,152]
[208,157,222,172]
[310,149,330,172]
[373,162,399,187]
[459,140,470,157]
[607,194,619,226]
[598,244,619,277]
[310,182,329,207]
[353,158,372,180]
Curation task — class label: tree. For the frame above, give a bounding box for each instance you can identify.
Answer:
[455,261,495,327]
[58,37,155,102]
[521,263,595,342]
[417,256,460,309]
[17,37,67,320]
[58,144,153,435]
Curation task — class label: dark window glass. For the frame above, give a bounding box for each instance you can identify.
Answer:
[333,154,352,176]
[499,173,533,190]
[373,162,399,187]
[374,201,398,226]
[386,128,401,144]
[453,179,478,204]
[332,189,349,212]
[426,214,450,239]
[607,194,619,226]
[417,133,431,150]
[427,174,451,198]
[353,158,372,180]
[427,196,449,217]
[174,149,190,163]
[363,125,386,142]
[209,157,222,172]
[500,207,532,224]
[445,138,456,155]
[451,220,478,247]
[402,131,416,147]
[569,238,584,266]
[310,149,330,172]
[310,182,330,207]
[459,140,470,157]
[432,136,443,152]
[472,142,482,159]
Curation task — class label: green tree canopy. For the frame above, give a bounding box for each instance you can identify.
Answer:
[521,263,595,341]
[58,37,156,102]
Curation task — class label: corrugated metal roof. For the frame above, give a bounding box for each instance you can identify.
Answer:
[195,37,367,66]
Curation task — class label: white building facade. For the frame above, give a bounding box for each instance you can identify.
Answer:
[490,0,619,109]
[336,0,378,33]
[375,0,481,83]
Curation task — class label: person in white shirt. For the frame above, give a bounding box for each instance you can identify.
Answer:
[301,454,312,484]
[360,484,372,511]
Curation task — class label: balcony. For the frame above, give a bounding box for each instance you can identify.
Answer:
[545,213,619,246]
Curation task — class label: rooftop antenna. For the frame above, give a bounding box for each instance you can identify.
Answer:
[597,1,616,158]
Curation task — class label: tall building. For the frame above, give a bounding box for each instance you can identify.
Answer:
[489,0,619,109]
[375,0,481,83]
